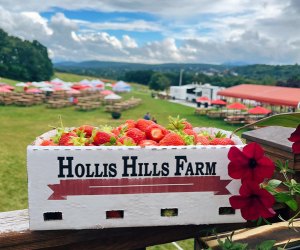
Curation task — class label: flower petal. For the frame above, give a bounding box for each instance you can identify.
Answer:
[229,195,251,209]
[254,157,275,181]
[256,201,276,219]
[288,125,300,142]
[257,189,275,208]
[228,146,249,163]
[292,141,300,154]
[228,162,249,179]
[239,181,259,196]
[243,142,264,160]
[241,204,260,220]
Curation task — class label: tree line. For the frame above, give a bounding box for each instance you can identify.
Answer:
[0,29,53,82]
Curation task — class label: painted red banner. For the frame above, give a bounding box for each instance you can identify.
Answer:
[48,176,231,200]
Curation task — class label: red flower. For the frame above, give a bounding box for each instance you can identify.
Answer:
[288,124,300,154]
[228,142,275,183]
[229,181,275,220]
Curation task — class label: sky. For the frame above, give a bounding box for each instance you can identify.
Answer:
[0,0,300,64]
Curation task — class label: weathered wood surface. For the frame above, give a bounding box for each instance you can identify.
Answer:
[242,126,295,153]
[242,126,300,170]
[199,219,300,249]
[0,209,251,250]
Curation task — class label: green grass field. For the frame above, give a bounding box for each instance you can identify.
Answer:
[0,72,244,249]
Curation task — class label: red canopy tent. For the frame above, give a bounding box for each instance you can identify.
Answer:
[227,102,247,110]
[196,96,210,102]
[26,88,42,93]
[248,106,271,115]
[0,87,12,93]
[100,90,114,96]
[2,85,14,90]
[211,99,226,105]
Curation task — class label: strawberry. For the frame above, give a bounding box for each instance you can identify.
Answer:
[210,138,235,145]
[74,125,95,138]
[59,132,78,146]
[183,121,193,130]
[145,124,169,142]
[136,119,154,132]
[126,128,146,144]
[124,120,136,129]
[159,133,185,146]
[139,140,158,147]
[117,136,137,146]
[196,135,210,145]
[40,140,56,146]
[183,128,197,143]
[167,116,192,131]
[111,127,122,137]
[93,131,116,146]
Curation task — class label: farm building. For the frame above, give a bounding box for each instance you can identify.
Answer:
[170,84,224,102]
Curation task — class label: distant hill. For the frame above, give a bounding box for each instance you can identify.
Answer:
[0,29,53,81]
[54,60,300,88]
[55,60,230,71]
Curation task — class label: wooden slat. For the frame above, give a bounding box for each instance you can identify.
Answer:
[200,219,300,249]
[0,209,248,250]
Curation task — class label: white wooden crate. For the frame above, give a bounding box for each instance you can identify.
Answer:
[27,144,245,230]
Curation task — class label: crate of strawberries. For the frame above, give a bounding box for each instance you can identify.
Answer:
[28,116,245,230]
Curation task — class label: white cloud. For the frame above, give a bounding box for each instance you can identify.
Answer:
[1,1,300,64]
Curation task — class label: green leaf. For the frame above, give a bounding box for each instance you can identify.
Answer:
[256,240,276,250]
[274,192,293,202]
[285,198,298,211]
[232,112,300,135]
[267,179,282,189]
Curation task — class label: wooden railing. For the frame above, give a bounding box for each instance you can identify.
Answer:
[1,209,300,249]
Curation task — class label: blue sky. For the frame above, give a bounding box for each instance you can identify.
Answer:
[0,0,299,64]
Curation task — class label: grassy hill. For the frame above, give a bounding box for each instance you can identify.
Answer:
[0,72,245,250]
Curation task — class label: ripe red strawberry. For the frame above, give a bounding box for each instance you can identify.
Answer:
[93,131,116,146]
[59,132,78,146]
[167,116,193,131]
[111,127,122,137]
[117,136,137,146]
[139,140,158,147]
[126,128,146,144]
[125,120,136,129]
[210,137,235,145]
[40,140,56,146]
[196,135,210,145]
[183,128,197,143]
[183,121,193,130]
[136,119,155,132]
[145,124,169,142]
[74,125,95,138]
[159,133,185,146]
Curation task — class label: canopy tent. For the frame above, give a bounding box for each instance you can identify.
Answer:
[211,99,227,105]
[196,96,210,102]
[16,82,28,87]
[248,106,271,115]
[112,81,131,92]
[0,87,11,92]
[67,89,80,95]
[218,84,300,107]
[26,88,42,93]
[227,102,247,110]
[51,78,65,83]
[40,87,54,92]
[101,90,114,95]
[104,93,122,100]
[1,85,14,90]
[79,79,91,85]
